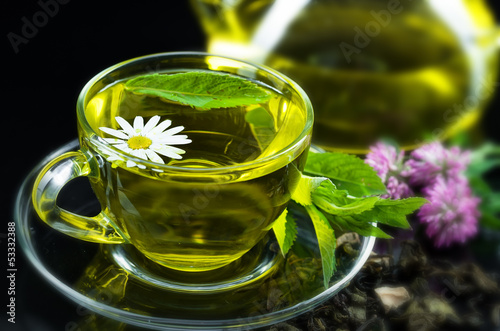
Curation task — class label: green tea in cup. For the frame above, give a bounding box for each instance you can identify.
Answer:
[32,52,313,273]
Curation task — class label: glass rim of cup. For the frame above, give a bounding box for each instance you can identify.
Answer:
[76,51,314,174]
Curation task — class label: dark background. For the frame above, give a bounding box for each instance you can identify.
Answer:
[3,0,500,330]
[3,2,206,330]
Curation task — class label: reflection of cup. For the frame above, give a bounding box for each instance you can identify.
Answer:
[191,0,499,153]
[32,52,313,272]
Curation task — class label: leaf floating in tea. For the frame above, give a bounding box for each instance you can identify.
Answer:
[124,72,272,110]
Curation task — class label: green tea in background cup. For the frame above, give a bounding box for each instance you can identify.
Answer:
[32,52,313,272]
[191,0,499,153]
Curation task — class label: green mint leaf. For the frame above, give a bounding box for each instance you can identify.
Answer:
[328,214,393,239]
[312,181,379,216]
[290,166,330,206]
[282,151,427,286]
[305,205,337,289]
[360,198,428,228]
[125,72,272,110]
[305,152,386,197]
[272,209,298,256]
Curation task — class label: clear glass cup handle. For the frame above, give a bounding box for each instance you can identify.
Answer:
[32,151,126,244]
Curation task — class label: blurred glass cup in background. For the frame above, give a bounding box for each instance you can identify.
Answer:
[191,0,500,153]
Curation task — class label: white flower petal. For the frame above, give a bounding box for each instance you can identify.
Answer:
[145,150,165,164]
[156,135,192,145]
[133,116,144,133]
[131,149,148,160]
[152,145,186,159]
[126,159,147,169]
[126,160,137,168]
[143,116,161,135]
[149,119,172,135]
[115,117,136,136]
[151,143,186,155]
[114,143,132,153]
[155,133,189,140]
[162,125,185,137]
[100,127,129,140]
[106,155,123,162]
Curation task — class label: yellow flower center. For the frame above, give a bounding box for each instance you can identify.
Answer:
[128,136,152,150]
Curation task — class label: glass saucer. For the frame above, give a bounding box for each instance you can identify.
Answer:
[15,140,376,330]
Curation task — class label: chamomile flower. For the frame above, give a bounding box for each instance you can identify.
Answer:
[99,115,191,168]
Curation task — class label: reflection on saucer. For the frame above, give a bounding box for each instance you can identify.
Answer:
[72,221,325,320]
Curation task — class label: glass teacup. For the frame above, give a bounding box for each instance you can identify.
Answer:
[32,52,313,273]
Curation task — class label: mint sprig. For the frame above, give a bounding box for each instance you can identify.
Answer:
[305,152,387,197]
[125,72,272,110]
[273,151,427,288]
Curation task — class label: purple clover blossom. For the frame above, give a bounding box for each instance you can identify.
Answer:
[365,140,481,248]
[365,142,412,199]
[418,175,480,248]
[405,142,480,246]
[385,176,413,200]
[406,142,470,187]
